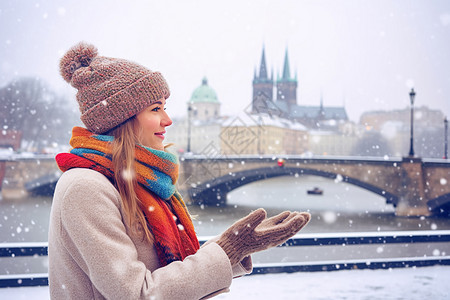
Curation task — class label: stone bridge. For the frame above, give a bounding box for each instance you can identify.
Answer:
[1,154,449,217]
[178,155,450,217]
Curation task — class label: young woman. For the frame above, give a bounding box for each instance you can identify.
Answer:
[48,42,311,299]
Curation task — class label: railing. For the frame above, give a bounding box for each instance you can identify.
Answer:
[1,231,450,288]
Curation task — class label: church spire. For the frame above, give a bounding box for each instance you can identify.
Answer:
[276,46,298,106]
[282,48,291,80]
[259,46,268,79]
[252,45,274,114]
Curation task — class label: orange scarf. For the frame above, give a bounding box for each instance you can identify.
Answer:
[56,127,199,266]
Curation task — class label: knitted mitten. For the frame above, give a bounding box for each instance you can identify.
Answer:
[216,208,311,265]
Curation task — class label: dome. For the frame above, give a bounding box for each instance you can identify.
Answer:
[189,77,219,103]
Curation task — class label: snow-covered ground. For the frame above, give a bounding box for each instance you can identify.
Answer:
[1,266,448,299]
[218,266,449,299]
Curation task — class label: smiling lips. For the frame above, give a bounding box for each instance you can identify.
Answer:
[155,131,165,140]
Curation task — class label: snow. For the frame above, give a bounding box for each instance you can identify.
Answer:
[218,266,449,299]
[2,266,448,299]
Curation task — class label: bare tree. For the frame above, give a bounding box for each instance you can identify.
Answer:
[0,77,79,152]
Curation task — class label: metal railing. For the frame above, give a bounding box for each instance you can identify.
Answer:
[1,231,450,288]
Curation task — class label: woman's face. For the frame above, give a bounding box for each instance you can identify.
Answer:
[134,98,172,150]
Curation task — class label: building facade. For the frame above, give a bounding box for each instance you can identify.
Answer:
[252,47,349,130]
[359,106,447,158]
[166,78,224,154]
[220,114,308,155]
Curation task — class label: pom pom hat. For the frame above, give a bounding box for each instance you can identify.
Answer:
[60,42,170,134]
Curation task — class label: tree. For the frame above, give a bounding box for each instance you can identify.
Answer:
[0,77,79,152]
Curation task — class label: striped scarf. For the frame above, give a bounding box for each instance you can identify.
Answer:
[55,126,199,266]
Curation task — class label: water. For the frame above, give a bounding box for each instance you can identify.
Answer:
[1,174,449,298]
[0,197,51,243]
[189,175,450,236]
[1,175,449,243]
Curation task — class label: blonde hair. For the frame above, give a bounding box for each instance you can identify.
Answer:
[109,117,153,242]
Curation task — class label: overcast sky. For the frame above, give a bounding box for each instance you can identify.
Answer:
[1,0,450,123]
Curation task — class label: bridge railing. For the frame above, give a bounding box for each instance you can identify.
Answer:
[1,230,450,288]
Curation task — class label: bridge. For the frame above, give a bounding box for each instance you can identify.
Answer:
[1,154,449,216]
[178,155,450,217]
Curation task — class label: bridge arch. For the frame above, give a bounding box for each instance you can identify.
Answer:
[427,193,450,216]
[188,166,399,207]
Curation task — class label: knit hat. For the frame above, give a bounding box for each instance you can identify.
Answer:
[60,42,170,134]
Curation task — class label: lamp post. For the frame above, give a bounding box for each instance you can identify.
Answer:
[187,103,192,153]
[445,116,448,159]
[408,88,416,157]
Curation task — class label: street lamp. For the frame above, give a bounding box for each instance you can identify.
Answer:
[408,88,416,157]
[187,103,192,153]
[445,116,448,159]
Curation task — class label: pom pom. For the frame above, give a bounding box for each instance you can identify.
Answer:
[60,42,98,83]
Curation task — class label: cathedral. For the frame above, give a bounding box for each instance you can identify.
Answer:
[252,47,348,129]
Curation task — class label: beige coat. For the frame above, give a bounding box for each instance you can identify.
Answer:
[48,168,252,299]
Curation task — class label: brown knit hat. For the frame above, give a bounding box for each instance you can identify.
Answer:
[60,42,170,134]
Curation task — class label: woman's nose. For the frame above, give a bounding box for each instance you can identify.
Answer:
[162,111,172,127]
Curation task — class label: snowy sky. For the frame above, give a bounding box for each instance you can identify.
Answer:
[1,0,450,123]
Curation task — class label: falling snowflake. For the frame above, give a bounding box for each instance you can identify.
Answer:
[322,211,337,224]
[121,168,135,180]
[334,174,343,183]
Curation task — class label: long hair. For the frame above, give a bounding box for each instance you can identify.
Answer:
[108,117,153,242]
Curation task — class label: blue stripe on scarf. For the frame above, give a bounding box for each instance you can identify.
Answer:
[71,148,111,159]
[94,134,114,142]
[141,145,178,164]
[145,169,176,200]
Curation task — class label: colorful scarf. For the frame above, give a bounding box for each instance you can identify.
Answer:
[55,126,200,266]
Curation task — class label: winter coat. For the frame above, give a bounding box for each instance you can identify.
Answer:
[48,168,252,299]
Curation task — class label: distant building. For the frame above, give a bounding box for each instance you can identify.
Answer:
[251,46,348,130]
[188,77,221,122]
[168,75,311,156]
[360,106,444,132]
[308,130,359,156]
[359,106,446,158]
[220,113,308,155]
[169,46,358,157]
[167,78,224,154]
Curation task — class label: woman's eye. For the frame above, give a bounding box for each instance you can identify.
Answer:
[151,107,161,112]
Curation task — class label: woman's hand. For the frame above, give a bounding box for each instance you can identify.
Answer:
[216,208,311,265]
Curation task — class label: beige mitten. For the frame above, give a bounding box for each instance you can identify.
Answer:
[216,208,311,265]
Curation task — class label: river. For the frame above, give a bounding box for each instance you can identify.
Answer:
[2,175,450,244]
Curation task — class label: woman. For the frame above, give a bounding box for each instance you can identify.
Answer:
[48,42,311,299]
